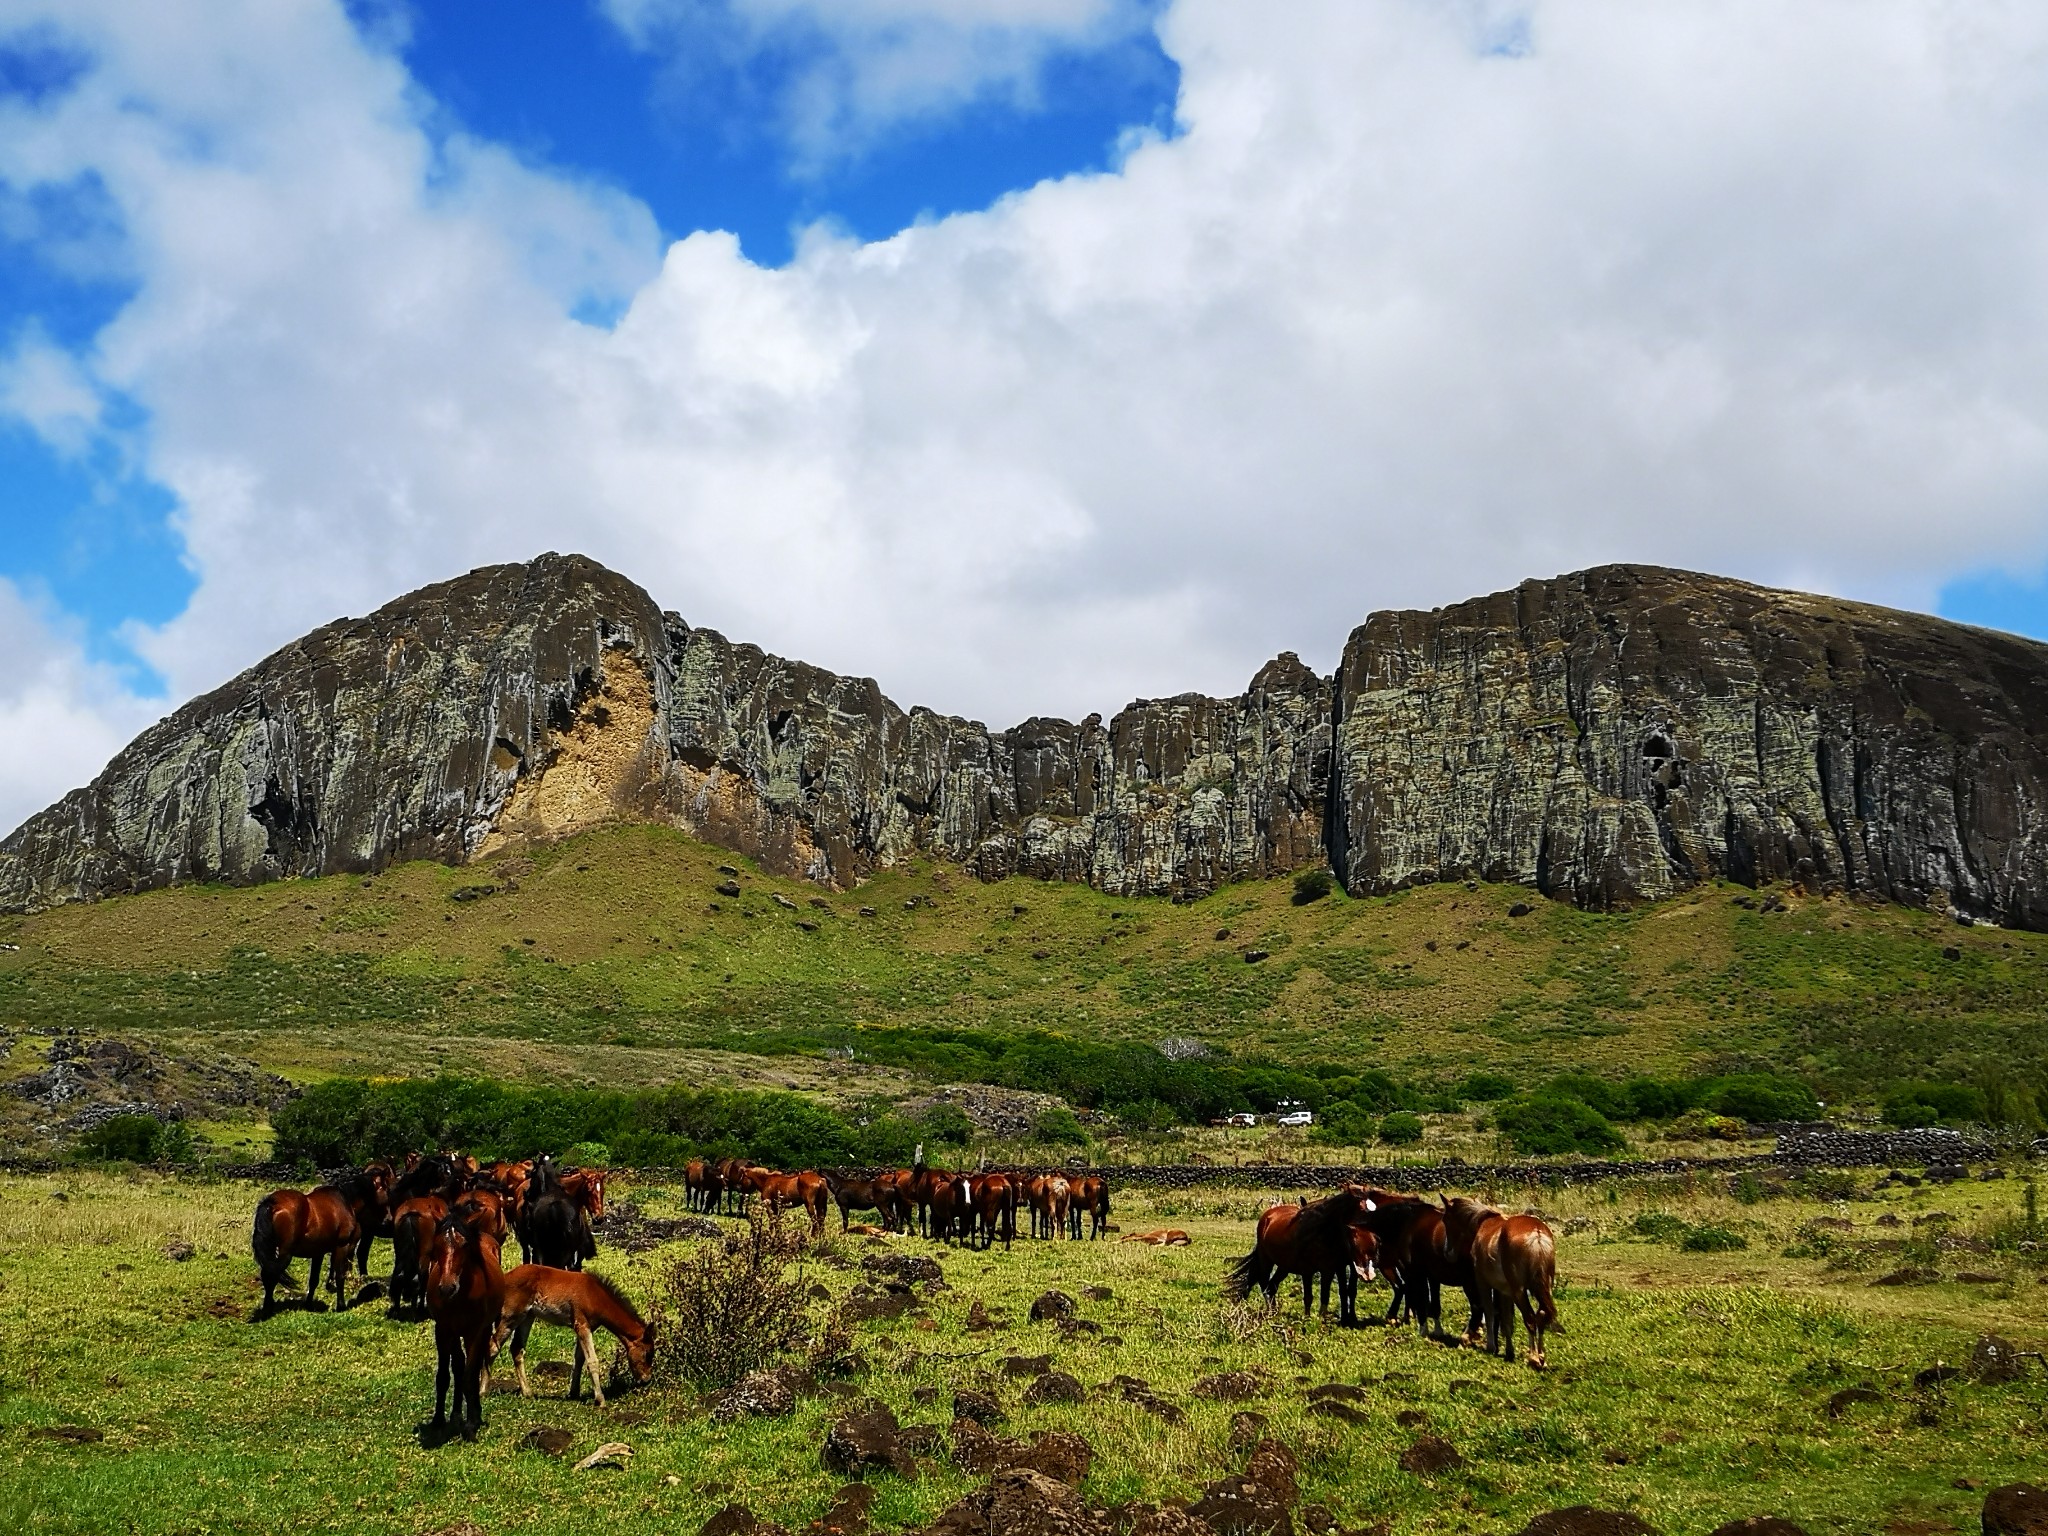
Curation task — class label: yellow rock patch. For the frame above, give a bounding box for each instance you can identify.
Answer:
[478,652,660,856]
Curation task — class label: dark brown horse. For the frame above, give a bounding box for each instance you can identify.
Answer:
[825,1171,907,1232]
[424,1214,506,1440]
[1442,1196,1561,1367]
[1353,1188,1474,1338]
[968,1173,1018,1250]
[684,1158,724,1214]
[1224,1187,1371,1324]
[251,1168,388,1315]
[388,1194,450,1317]
[1069,1174,1111,1239]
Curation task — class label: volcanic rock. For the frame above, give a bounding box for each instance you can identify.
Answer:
[1985,1484,2048,1535]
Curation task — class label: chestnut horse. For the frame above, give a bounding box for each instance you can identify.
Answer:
[1224,1187,1371,1325]
[968,1172,1018,1250]
[1441,1196,1561,1367]
[1069,1175,1111,1239]
[388,1194,449,1317]
[492,1265,654,1407]
[424,1214,506,1440]
[1353,1188,1474,1338]
[251,1167,390,1315]
[1027,1175,1071,1240]
[748,1169,829,1235]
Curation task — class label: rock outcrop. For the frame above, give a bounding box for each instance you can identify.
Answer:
[6,554,2048,928]
[1331,566,2048,926]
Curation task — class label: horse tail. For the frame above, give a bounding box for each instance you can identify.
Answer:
[253,1195,282,1271]
[1223,1247,1262,1303]
[1529,1224,1560,1330]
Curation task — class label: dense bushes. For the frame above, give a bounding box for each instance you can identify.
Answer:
[75,1114,194,1165]
[1493,1094,1627,1156]
[272,1076,956,1170]
[1882,1081,1988,1127]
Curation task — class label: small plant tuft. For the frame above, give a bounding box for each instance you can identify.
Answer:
[1291,869,1333,906]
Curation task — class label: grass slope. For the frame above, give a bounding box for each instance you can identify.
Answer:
[0,1170,2042,1535]
[1,823,2043,1102]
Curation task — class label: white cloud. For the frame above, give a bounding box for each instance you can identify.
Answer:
[7,0,2048,836]
[0,580,161,836]
[599,0,1161,171]
[0,321,102,453]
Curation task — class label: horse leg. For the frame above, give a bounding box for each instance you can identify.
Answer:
[1498,1292,1518,1363]
[304,1251,324,1309]
[433,1329,453,1428]
[575,1320,606,1408]
[1515,1291,1543,1367]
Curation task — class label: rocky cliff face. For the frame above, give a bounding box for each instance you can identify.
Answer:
[1331,566,2048,927]
[0,553,1330,910]
[6,555,2047,927]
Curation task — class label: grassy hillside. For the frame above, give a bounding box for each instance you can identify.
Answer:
[2,823,2044,1112]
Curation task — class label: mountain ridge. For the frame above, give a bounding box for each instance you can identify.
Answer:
[6,553,2047,928]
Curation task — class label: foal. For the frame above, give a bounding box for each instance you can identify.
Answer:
[492,1265,654,1408]
[424,1215,506,1440]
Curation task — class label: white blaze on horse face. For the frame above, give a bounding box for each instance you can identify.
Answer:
[1364,1199,1377,1211]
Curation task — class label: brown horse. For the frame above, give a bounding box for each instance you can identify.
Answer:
[1224,1187,1371,1324]
[492,1265,654,1408]
[922,1171,973,1243]
[453,1185,511,1242]
[684,1158,724,1214]
[1235,1200,1371,1321]
[251,1168,388,1315]
[968,1173,1018,1250]
[425,1214,506,1440]
[825,1172,907,1232]
[748,1169,829,1235]
[1070,1174,1111,1239]
[717,1157,753,1214]
[388,1194,450,1317]
[1354,1188,1473,1337]
[1026,1175,1071,1240]
[559,1168,607,1220]
[1443,1196,1560,1367]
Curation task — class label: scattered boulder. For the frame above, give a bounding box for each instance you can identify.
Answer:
[953,1391,1008,1427]
[1974,1334,2029,1384]
[1243,950,1271,965]
[841,1289,915,1323]
[1188,1476,1292,1536]
[1031,1291,1078,1323]
[772,893,799,910]
[1513,1511,1655,1536]
[1508,902,1534,918]
[897,1422,946,1459]
[1984,1484,2048,1536]
[983,1467,1108,1536]
[1005,1354,1054,1379]
[864,1253,944,1287]
[1227,1412,1269,1452]
[951,1418,1020,1476]
[1397,1436,1463,1475]
[1193,1371,1267,1403]
[1307,1399,1369,1426]
[821,1401,917,1480]
[31,1425,103,1444]
[1705,1521,1809,1536]
[1825,1387,1883,1418]
[1394,1410,1429,1429]
[520,1426,575,1456]
[1023,1371,1086,1407]
[163,1239,196,1262]
[1914,1365,1962,1388]
[1871,1267,1941,1287]
[701,1505,767,1536]
[1306,1383,1368,1405]
[1082,1286,1113,1302]
[713,1368,803,1420]
[812,1484,876,1536]
[1245,1440,1300,1507]
[1013,1430,1094,1486]
[716,881,742,898]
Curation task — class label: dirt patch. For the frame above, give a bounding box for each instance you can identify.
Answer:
[480,648,661,856]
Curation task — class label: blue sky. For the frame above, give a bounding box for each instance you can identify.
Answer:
[3,1,2048,835]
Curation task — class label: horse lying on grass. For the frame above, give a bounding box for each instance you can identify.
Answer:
[491,1265,654,1409]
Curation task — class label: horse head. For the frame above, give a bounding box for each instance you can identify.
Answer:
[627,1320,656,1383]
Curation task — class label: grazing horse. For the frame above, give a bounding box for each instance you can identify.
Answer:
[1070,1174,1111,1239]
[1442,1197,1560,1367]
[492,1265,655,1408]
[251,1169,388,1315]
[425,1215,506,1440]
[1353,1188,1471,1337]
[1236,1201,1368,1321]
[968,1173,1018,1250]
[1224,1188,1372,1325]
[389,1195,449,1316]
[825,1172,906,1232]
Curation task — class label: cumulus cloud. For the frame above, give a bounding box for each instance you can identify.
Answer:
[600,0,1161,170]
[0,321,102,452]
[0,579,160,834]
[6,0,2048,835]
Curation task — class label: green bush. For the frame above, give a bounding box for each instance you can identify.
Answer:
[1377,1111,1426,1146]
[565,1141,612,1167]
[1882,1081,1988,1127]
[1494,1094,1626,1156]
[1629,1211,1690,1243]
[1291,869,1333,905]
[76,1114,193,1165]
[1032,1107,1089,1146]
[1697,1073,1820,1123]
[1310,1101,1378,1147]
[916,1102,976,1147]
[1455,1071,1517,1103]
[1681,1224,1749,1253]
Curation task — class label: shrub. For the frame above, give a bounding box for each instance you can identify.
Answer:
[1032,1107,1089,1146]
[647,1214,821,1388]
[1732,1171,1769,1205]
[1681,1224,1749,1253]
[1883,1081,1988,1128]
[1697,1074,1819,1124]
[917,1102,976,1147]
[1668,1109,1746,1142]
[1455,1071,1517,1103]
[1291,869,1333,905]
[1377,1111,1426,1146]
[566,1141,611,1167]
[1629,1211,1690,1243]
[76,1114,193,1165]
[1310,1101,1378,1147]
[1494,1095,1626,1156]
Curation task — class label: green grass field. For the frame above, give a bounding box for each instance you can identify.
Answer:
[3,823,2044,1112]
[0,1168,2042,1536]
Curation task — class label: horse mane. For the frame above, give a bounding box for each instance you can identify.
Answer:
[585,1269,643,1326]
[1290,1189,1366,1245]
[331,1168,383,1203]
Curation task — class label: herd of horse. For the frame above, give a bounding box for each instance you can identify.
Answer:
[241,1152,1556,1442]
[682,1157,1113,1247]
[250,1151,648,1437]
[1226,1184,1562,1367]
